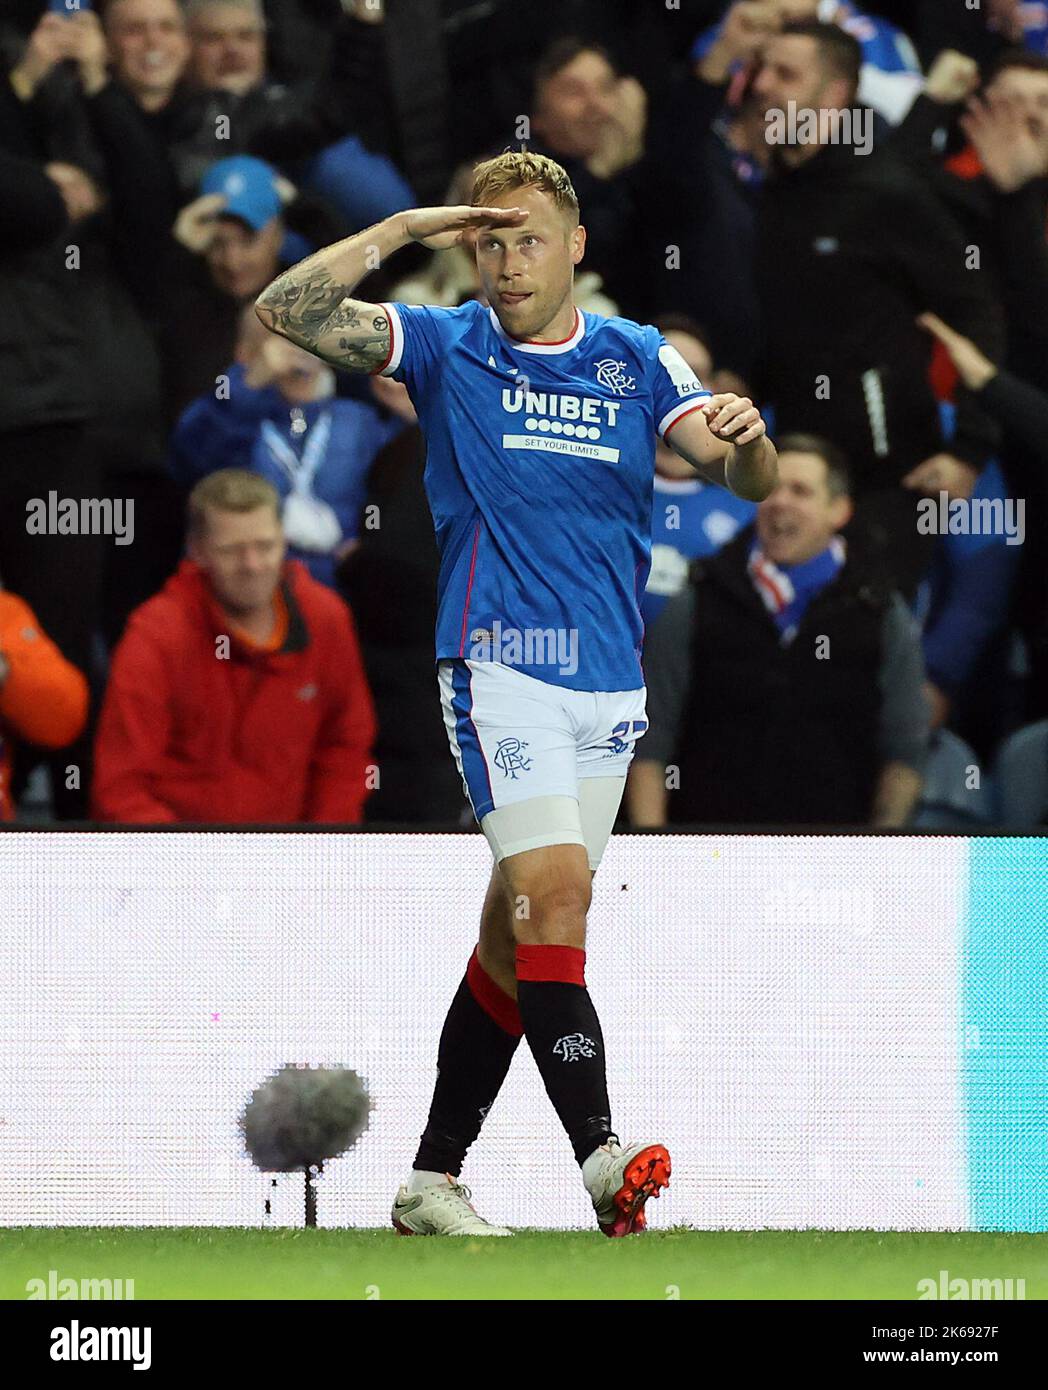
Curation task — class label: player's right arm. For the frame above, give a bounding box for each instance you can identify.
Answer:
[253,204,527,373]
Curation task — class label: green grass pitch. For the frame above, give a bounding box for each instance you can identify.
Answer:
[2,1229,1044,1300]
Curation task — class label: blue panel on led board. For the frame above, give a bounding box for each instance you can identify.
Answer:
[964,838,1048,1231]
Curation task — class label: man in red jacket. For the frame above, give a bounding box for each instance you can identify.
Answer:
[92,469,376,823]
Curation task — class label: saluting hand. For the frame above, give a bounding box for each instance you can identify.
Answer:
[402,204,529,252]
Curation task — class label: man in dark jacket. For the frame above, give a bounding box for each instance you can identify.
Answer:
[0,7,178,812]
[527,37,650,318]
[103,0,396,207]
[751,20,1005,596]
[889,48,1048,397]
[629,434,930,828]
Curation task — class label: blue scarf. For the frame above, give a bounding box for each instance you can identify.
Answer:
[747,536,846,644]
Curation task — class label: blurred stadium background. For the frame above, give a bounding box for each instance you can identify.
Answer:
[2,0,1047,1296]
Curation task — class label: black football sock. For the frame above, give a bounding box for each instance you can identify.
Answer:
[515,943,614,1166]
[412,947,522,1177]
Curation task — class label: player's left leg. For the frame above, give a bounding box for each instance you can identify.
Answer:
[565,751,671,1234]
[497,838,613,1156]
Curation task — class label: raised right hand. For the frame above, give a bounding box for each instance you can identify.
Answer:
[173,193,227,254]
[403,204,528,252]
[960,91,1048,192]
[700,0,779,81]
[10,13,75,97]
[924,50,980,106]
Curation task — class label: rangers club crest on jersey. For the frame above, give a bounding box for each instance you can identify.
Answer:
[594,359,636,396]
[553,1033,597,1062]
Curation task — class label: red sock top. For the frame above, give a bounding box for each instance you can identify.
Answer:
[515,943,586,986]
[466,946,523,1037]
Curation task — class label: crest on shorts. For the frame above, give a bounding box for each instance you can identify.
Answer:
[553,1033,597,1063]
[602,718,649,757]
[594,358,636,396]
[493,737,531,779]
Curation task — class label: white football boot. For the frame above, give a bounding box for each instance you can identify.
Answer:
[582,1136,672,1237]
[391,1174,513,1236]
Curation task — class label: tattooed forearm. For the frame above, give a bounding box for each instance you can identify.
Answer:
[255,267,354,344]
[326,310,392,371]
[256,273,390,373]
[328,302,363,330]
[254,212,411,373]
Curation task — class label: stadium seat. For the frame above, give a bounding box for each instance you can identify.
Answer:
[912,730,994,829]
[991,720,1048,829]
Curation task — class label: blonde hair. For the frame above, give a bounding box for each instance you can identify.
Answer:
[470,151,579,223]
[188,469,280,539]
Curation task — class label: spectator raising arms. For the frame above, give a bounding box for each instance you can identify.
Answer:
[691,0,924,125]
[915,312,1048,724]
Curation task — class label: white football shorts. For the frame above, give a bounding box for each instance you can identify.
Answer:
[437,658,648,868]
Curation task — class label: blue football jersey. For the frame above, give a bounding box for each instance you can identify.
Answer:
[375,299,711,691]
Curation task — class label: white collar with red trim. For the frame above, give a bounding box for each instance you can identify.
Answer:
[487,305,585,354]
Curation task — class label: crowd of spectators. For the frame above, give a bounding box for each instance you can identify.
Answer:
[1,0,1047,830]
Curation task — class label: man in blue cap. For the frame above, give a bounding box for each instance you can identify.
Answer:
[194,153,286,300]
[161,154,288,420]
